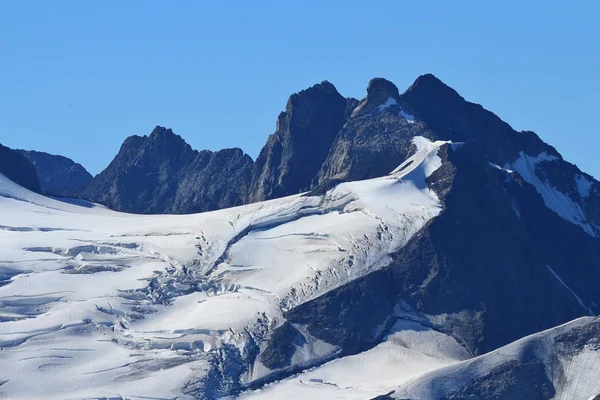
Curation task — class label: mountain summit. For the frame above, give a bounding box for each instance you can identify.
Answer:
[81,76,600,240]
[83,125,253,213]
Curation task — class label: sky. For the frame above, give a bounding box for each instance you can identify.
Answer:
[1,1,599,177]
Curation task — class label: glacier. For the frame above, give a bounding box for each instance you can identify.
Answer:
[0,138,451,399]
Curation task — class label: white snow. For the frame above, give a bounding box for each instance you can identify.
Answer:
[376,96,397,112]
[0,138,448,400]
[505,151,597,236]
[555,346,600,400]
[391,136,450,181]
[488,161,513,174]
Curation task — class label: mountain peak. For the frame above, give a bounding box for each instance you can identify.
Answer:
[149,125,175,138]
[403,73,462,101]
[253,80,348,202]
[145,125,193,153]
[285,80,341,110]
[351,77,400,117]
[366,77,400,102]
[409,72,445,86]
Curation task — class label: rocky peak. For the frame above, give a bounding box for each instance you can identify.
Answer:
[366,77,400,102]
[351,77,400,117]
[146,125,192,152]
[83,126,254,214]
[148,125,174,138]
[404,73,458,99]
[277,81,345,133]
[285,80,340,108]
[250,80,349,201]
[399,73,468,126]
[400,74,555,162]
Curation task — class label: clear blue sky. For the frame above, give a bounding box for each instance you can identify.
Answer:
[1,1,598,176]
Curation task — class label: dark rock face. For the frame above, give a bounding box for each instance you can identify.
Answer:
[555,318,600,350]
[83,126,253,214]
[442,359,555,400]
[171,148,253,214]
[16,150,92,197]
[317,105,430,184]
[249,81,351,202]
[260,322,306,370]
[0,144,41,192]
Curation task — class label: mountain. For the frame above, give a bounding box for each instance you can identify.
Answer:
[1,74,599,400]
[0,144,40,193]
[86,74,599,222]
[82,126,253,213]
[16,149,92,197]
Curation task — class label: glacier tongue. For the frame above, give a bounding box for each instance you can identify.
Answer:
[0,138,450,400]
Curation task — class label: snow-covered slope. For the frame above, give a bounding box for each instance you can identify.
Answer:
[0,137,449,399]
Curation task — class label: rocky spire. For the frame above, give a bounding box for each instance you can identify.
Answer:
[250,80,349,201]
